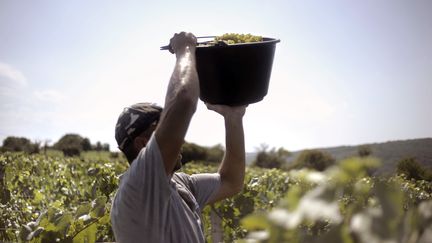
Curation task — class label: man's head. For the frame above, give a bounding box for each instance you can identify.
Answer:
[115,102,162,164]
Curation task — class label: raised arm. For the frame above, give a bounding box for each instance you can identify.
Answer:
[155,32,199,176]
[206,104,247,203]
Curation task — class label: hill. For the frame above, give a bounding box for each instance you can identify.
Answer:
[247,138,432,174]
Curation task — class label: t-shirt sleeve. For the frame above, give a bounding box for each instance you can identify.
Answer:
[190,173,221,209]
[127,133,171,200]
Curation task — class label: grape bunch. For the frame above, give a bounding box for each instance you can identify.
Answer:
[214,33,263,44]
[197,33,263,47]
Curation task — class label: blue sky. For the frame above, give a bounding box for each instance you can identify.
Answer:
[1,0,431,152]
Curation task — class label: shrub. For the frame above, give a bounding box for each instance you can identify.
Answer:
[1,136,40,154]
[397,157,431,181]
[181,142,224,164]
[358,145,372,157]
[62,147,81,157]
[181,142,208,163]
[292,149,335,171]
[206,144,224,163]
[81,138,92,151]
[253,145,290,169]
[54,134,84,157]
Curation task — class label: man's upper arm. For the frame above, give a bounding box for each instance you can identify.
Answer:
[155,97,196,175]
[205,175,240,204]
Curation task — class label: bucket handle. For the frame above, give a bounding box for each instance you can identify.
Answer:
[160,36,216,51]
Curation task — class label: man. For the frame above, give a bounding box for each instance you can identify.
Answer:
[110,32,247,243]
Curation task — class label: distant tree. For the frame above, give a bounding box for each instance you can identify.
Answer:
[358,145,372,157]
[94,141,103,151]
[253,144,290,169]
[102,143,110,152]
[62,147,81,157]
[206,144,224,163]
[32,140,41,154]
[1,136,40,154]
[2,136,30,152]
[81,138,92,151]
[293,149,335,171]
[54,134,84,157]
[180,142,224,164]
[181,142,208,164]
[43,139,51,155]
[396,157,431,181]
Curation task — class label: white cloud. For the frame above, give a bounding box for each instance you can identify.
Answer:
[34,89,67,103]
[0,62,27,87]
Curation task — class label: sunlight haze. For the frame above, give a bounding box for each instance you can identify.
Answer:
[1,0,431,152]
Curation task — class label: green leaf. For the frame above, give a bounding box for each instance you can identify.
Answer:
[19,224,32,241]
[27,221,38,230]
[90,196,106,218]
[54,212,73,236]
[33,226,45,238]
[283,185,302,210]
[75,203,91,219]
[242,213,269,230]
[374,180,404,223]
[87,167,99,176]
[78,214,95,225]
[98,214,111,225]
[72,222,97,243]
[32,190,44,205]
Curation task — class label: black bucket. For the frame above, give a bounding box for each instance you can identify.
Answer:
[196,37,280,106]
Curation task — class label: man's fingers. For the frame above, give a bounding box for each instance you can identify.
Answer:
[169,32,197,54]
[205,103,218,111]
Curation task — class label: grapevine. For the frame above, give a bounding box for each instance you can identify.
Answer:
[1,153,431,242]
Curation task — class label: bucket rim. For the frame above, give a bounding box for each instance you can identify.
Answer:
[196,37,280,49]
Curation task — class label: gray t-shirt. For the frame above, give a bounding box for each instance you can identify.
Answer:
[111,134,221,243]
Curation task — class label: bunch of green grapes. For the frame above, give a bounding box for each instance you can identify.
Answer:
[214,33,263,44]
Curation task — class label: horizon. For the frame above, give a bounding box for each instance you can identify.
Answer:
[1,0,431,152]
[2,133,431,154]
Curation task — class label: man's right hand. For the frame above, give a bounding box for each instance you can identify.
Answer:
[169,32,197,56]
[205,103,247,120]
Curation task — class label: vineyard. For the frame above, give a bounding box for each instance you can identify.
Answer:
[1,152,432,242]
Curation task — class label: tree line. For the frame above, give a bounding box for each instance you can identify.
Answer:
[2,134,431,181]
[0,134,110,157]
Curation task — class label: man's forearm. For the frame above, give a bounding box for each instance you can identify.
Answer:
[165,47,199,108]
[155,33,199,176]
[218,116,246,194]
